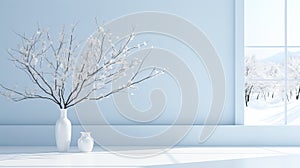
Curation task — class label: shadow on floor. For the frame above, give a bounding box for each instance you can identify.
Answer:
[145,154,300,168]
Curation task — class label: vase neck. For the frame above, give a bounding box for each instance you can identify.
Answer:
[60,109,68,118]
[81,132,91,137]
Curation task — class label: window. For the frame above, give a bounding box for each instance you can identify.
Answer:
[244,0,300,125]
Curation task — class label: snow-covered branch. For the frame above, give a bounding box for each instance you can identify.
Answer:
[0,24,163,109]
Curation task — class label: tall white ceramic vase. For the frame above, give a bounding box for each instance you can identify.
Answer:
[55,109,71,152]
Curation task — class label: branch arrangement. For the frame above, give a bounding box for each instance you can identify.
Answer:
[0,24,163,109]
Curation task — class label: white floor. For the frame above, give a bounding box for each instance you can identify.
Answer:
[1,146,300,167]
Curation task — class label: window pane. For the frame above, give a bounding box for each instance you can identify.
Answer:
[288,48,300,79]
[244,0,284,46]
[245,48,284,80]
[245,81,285,125]
[287,0,300,46]
[287,81,300,125]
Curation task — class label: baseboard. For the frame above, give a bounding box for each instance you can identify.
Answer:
[1,125,300,146]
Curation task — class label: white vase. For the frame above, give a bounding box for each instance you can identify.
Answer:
[55,109,72,152]
[78,132,94,152]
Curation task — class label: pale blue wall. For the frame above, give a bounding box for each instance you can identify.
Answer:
[0,0,235,127]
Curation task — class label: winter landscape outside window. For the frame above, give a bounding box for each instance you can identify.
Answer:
[245,0,300,125]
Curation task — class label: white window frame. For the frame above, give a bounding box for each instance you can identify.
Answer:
[235,0,245,125]
[228,1,300,146]
[236,0,300,125]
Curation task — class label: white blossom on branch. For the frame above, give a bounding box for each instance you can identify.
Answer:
[0,24,163,109]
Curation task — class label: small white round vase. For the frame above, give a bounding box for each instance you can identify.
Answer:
[78,132,94,152]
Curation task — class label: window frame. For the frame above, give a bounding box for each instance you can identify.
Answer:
[239,0,300,125]
[235,0,245,125]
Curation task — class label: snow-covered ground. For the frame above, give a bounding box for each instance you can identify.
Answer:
[245,98,300,125]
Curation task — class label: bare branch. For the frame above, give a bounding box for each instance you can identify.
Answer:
[1,24,163,110]
[0,83,59,105]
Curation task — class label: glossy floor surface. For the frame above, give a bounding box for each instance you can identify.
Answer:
[0,146,300,167]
